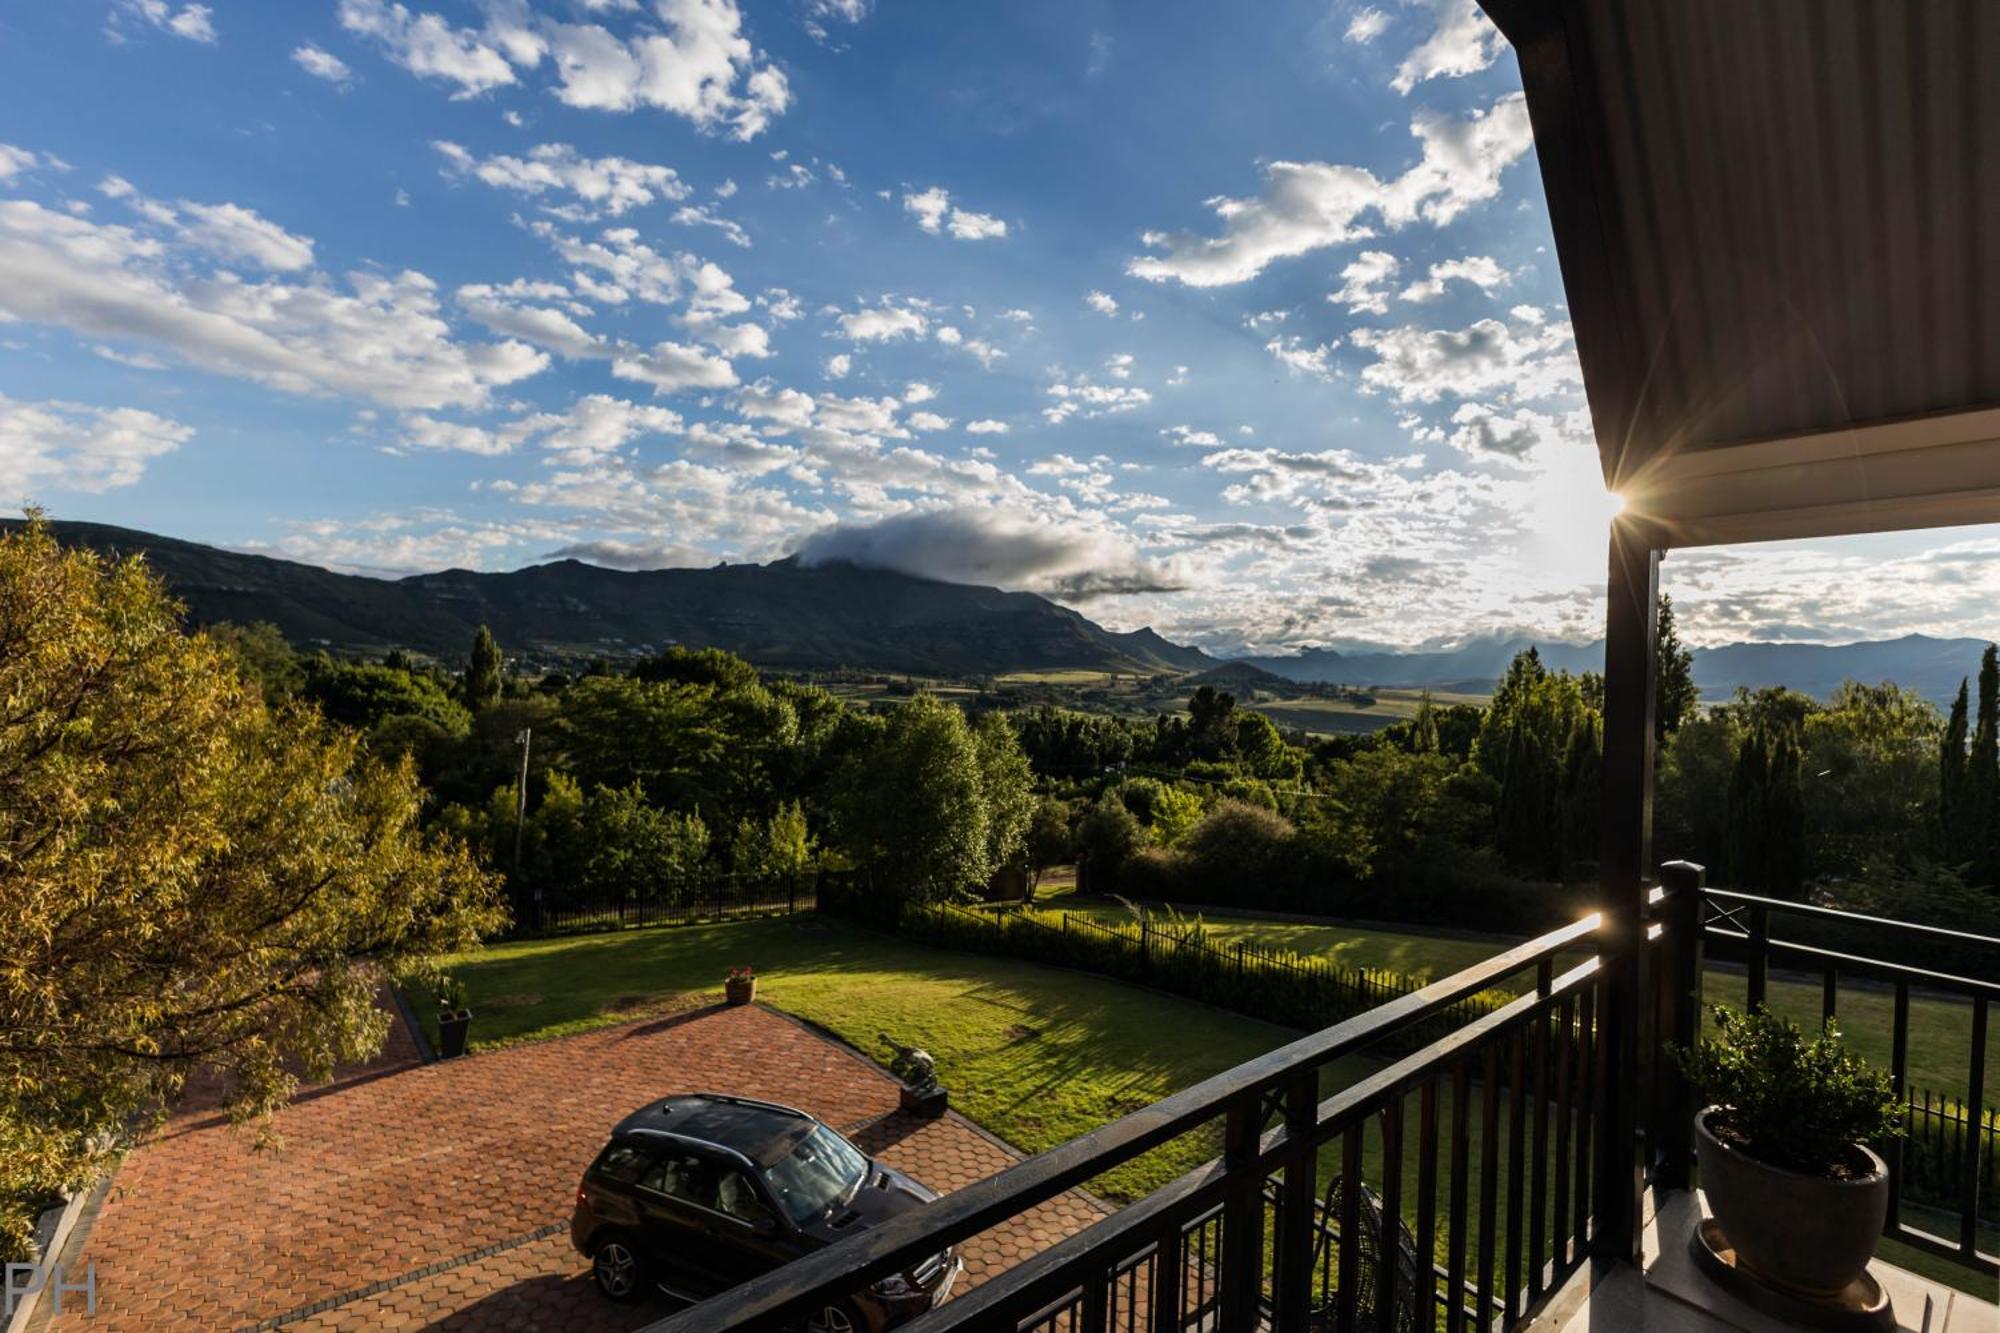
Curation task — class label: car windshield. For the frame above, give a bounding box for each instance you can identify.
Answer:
[760,1126,870,1225]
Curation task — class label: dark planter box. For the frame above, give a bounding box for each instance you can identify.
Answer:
[725,979,757,1006]
[900,1084,948,1120]
[438,1009,472,1059]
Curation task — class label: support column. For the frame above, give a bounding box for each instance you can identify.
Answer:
[1594,514,1658,1265]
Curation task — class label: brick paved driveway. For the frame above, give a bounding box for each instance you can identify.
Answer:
[42,1002,1106,1332]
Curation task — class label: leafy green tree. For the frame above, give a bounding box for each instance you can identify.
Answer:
[1656,713,1740,874]
[0,519,502,1256]
[763,800,817,882]
[303,655,472,739]
[1801,682,1940,876]
[1024,797,1074,889]
[973,711,1036,879]
[462,625,503,711]
[1178,799,1299,898]
[1074,790,1145,891]
[203,621,304,703]
[581,784,711,901]
[1149,785,1206,846]
[632,645,763,692]
[833,695,992,902]
[1727,727,1806,897]
[1655,594,1699,744]
[1186,685,1239,762]
[1236,710,1303,781]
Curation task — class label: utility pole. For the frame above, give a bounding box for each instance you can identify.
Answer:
[512,727,533,878]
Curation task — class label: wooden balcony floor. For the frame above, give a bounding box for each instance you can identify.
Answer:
[1522,1191,1996,1333]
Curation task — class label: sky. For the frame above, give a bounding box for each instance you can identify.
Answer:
[0,0,1994,656]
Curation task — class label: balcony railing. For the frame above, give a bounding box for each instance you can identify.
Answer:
[649,866,1996,1333]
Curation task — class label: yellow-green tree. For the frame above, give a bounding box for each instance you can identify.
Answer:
[0,518,504,1257]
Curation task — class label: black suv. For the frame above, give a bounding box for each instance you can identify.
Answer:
[571,1094,963,1331]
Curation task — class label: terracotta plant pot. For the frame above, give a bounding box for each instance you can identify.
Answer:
[724,977,757,1006]
[1695,1106,1888,1298]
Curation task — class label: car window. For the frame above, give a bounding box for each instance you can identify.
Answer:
[639,1152,718,1210]
[761,1126,870,1226]
[714,1170,776,1227]
[595,1143,653,1185]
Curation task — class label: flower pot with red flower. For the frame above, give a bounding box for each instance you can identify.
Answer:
[725,965,757,1006]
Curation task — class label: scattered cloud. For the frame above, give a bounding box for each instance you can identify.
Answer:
[1084,290,1119,316]
[114,1,216,44]
[1044,377,1151,425]
[1265,335,1340,380]
[835,299,928,342]
[1351,316,1578,403]
[0,393,190,493]
[292,44,354,84]
[1393,0,1506,95]
[1330,249,1400,314]
[795,506,1184,599]
[902,186,1008,240]
[1345,7,1390,44]
[965,418,1009,434]
[1400,254,1509,302]
[1127,92,1532,286]
[434,140,688,217]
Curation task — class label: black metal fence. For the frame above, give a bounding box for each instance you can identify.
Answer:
[1902,1090,2000,1223]
[509,872,817,938]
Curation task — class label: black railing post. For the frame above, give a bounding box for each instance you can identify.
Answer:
[1219,1094,1265,1331]
[1746,902,1769,1009]
[1653,860,1704,1192]
[1593,514,1659,1267]
[1273,1069,1319,1330]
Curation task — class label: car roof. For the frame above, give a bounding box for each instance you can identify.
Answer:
[610,1093,824,1169]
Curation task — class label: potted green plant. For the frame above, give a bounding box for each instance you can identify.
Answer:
[436,978,472,1059]
[724,965,757,1006]
[1674,1005,1903,1298]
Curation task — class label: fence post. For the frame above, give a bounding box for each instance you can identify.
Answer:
[1653,860,1704,1192]
[1235,941,1244,982]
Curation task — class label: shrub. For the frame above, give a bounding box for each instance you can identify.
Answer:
[1674,1005,1903,1176]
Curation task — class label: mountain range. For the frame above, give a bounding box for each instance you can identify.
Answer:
[14,521,1211,677]
[18,521,1990,702]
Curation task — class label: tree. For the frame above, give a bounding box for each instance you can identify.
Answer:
[763,800,817,882]
[302,655,471,739]
[0,519,503,1256]
[1655,595,1699,744]
[581,784,711,902]
[973,712,1036,880]
[833,695,993,902]
[1726,726,1805,898]
[462,625,503,711]
[1940,679,1970,863]
[632,645,762,693]
[1186,685,1239,762]
[1801,682,1940,876]
[1970,645,2000,888]
[203,621,303,703]
[1024,798,1074,890]
[1073,791,1146,892]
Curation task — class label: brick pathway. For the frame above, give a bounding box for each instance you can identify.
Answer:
[43,1002,1106,1332]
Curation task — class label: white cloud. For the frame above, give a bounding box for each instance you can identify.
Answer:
[1127,92,1532,286]
[454,280,603,359]
[1265,335,1340,380]
[174,201,316,271]
[823,353,851,379]
[1393,0,1506,94]
[901,381,937,404]
[545,536,709,570]
[906,411,952,432]
[117,1,216,43]
[1439,402,1592,467]
[836,300,928,342]
[1345,7,1389,43]
[0,145,41,181]
[1351,317,1578,403]
[537,0,792,139]
[672,202,750,247]
[292,44,354,84]
[1044,377,1151,425]
[611,339,739,394]
[337,0,517,98]
[1084,290,1119,316]
[0,394,191,493]
[1399,254,1509,302]
[340,0,790,138]
[1106,352,1135,380]
[0,199,545,410]
[965,419,1009,434]
[1330,248,1400,314]
[901,186,1007,240]
[435,140,688,217]
[1161,424,1222,448]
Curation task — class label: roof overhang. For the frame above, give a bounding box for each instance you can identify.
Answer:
[1484,0,2000,549]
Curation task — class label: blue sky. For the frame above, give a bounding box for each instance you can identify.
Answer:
[1,0,1993,653]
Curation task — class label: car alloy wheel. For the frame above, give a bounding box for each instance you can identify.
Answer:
[594,1240,640,1299]
[806,1303,857,1333]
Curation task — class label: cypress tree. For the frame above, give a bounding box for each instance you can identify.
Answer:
[1940,678,1969,863]
[1726,728,1767,891]
[1765,729,1806,898]
[1972,645,2000,887]
[1655,595,1699,745]
[462,625,503,711]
